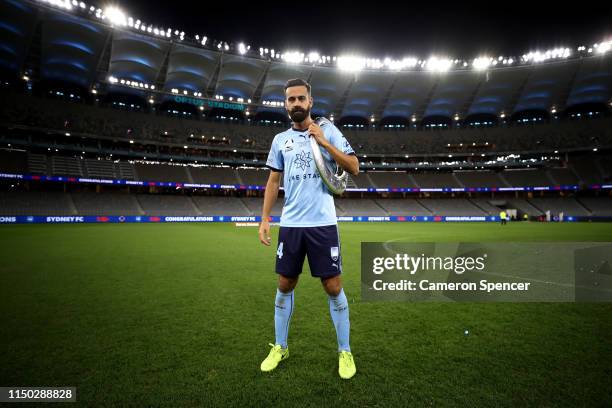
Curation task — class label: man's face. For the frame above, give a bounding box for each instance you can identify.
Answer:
[285,85,312,123]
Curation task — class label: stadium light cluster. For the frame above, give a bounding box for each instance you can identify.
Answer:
[109,77,256,104]
[35,0,612,74]
[169,89,202,97]
[36,0,184,40]
[472,57,494,70]
[337,56,367,71]
[237,43,251,55]
[521,47,572,62]
[281,51,331,65]
[593,40,612,54]
[262,100,284,107]
[108,76,155,90]
[36,0,85,11]
[214,95,251,103]
[194,35,208,46]
[424,57,454,72]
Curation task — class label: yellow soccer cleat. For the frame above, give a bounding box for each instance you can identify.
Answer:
[260,343,289,372]
[338,351,356,379]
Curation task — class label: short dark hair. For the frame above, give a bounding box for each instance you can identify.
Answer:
[284,78,311,95]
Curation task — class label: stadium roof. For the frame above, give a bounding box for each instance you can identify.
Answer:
[1,0,611,122]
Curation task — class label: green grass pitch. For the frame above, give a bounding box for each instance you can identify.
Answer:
[1,222,611,406]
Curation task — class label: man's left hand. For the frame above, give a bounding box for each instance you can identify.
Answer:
[308,123,329,149]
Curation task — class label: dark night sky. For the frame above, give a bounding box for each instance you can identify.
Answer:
[114,0,611,59]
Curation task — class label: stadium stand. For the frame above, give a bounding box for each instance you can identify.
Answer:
[0,189,610,218]
[342,119,612,155]
[0,191,76,215]
[454,171,508,188]
[367,172,416,188]
[240,197,283,216]
[0,149,27,173]
[85,159,121,179]
[190,167,239,185]
[134,163,190,183]
[374,199,432,216]
[26,153,49,175]
[412,173,461,188]
[135,194,200,216]
[468,199,504,215]
[577,197,612,216]
[51,155,83,177]
[348,172,375,188]
[528,197,591,215]
[547,168,580,185]
[335,199,388,216]
[1,146,611,194]
[599,155,612,181]
[501,169,555,187]
[117,162,137,180]
[571,157,604,185]
[0,0,610,224]
[2,92,611,156]
[71,192,144,215]
[191,196,251,216]
[506,199,544,217]
[236,168,270,186]
[416,198,486,216]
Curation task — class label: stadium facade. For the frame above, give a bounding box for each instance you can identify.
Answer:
[0,0,611,222]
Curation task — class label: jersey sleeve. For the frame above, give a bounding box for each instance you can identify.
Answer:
[330,125,355,155]
[266,135,284,172]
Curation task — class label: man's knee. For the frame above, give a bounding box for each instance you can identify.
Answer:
[321,275,342,297]
[278,274,298,293]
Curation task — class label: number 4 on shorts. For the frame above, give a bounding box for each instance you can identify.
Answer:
[277,242,284,259]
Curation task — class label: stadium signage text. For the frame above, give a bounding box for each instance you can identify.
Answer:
[0,215,502,224]
[2,173,608,194]
[173,96,245,111]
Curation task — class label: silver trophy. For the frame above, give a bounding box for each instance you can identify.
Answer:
[309,116,348,195]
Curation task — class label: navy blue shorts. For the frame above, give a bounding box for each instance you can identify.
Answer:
[275,225,342,279]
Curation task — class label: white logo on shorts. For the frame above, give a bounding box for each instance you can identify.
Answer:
[330,246,339,261]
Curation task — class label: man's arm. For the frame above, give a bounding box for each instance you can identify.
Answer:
[307,123,359,176]
[321,142,359,176]
[258,170,282,246]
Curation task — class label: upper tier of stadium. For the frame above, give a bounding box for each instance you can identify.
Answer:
[1,0,611,126]
[2,92,611,158]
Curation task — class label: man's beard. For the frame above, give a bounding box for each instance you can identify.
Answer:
[289,107,310,123]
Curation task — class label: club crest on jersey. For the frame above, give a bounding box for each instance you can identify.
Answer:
[284,138,294,152]
[330,246,339,261]
[294,150,312,171]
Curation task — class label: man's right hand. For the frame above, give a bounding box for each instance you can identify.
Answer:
[259,219,271,246]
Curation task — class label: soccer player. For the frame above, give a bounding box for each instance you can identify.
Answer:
[258,78,359,379]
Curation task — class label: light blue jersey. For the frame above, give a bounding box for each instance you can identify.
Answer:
[266,122,355,227]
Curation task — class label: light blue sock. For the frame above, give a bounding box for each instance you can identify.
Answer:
[274,288,294,349]
[329,288,350,352]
